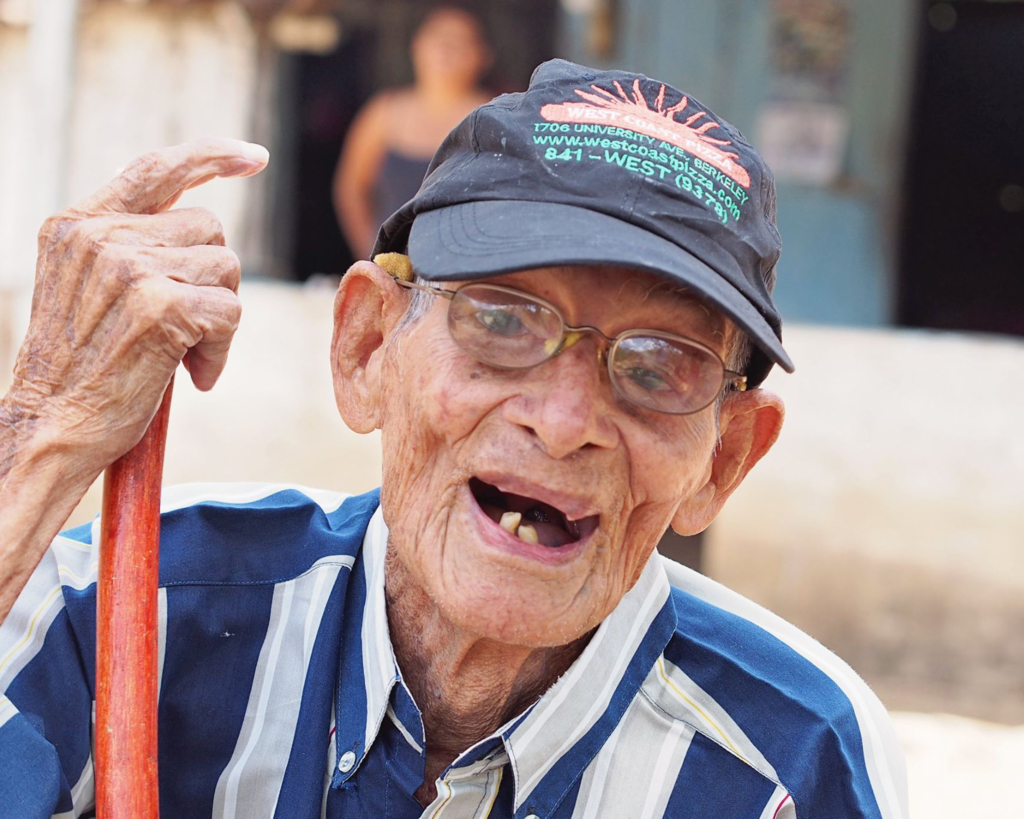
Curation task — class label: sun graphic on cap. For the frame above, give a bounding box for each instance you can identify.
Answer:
[540,78,752,188]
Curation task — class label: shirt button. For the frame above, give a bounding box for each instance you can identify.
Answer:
[339,751,356,772]
[525,815,540,819]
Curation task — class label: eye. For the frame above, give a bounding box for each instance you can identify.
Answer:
[624,366,672,392]
[476,308,525,336]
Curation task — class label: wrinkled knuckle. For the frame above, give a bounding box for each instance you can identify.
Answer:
[49,219,107,268]
[226,294,243,326]
[197,207,226,243]
[138,280,179,324]
[95,244,136,285]
[120,151,169,207]
[130,150,167,179]
[37,214,72,249]
[79,230,109,266]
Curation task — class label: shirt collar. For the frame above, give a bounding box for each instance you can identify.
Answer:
[333,503,678,816]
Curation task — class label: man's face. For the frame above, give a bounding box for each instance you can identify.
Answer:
[375,266,730,648]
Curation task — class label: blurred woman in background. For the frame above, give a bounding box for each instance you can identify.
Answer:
[334,5,492,256]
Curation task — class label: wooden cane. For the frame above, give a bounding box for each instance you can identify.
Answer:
[96,376,174,819]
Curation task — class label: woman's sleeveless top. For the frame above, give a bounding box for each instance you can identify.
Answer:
[373,151,432,231]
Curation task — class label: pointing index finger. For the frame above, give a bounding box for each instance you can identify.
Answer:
[77,138,270,216]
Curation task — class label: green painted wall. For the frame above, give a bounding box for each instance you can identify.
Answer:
[559,0,918,327]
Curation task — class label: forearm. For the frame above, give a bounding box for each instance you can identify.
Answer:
[0,396,99,624]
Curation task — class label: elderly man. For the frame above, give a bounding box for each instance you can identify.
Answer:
[0,61,905,818]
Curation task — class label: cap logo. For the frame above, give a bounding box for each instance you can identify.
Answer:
[539,79,751,189]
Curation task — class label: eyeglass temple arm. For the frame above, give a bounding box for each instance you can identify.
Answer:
[390,277,455,300]
[374,253,455,299]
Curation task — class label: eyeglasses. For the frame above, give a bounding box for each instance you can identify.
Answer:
[392,278,747,415]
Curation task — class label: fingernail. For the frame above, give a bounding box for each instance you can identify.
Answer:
[240,142,269,165]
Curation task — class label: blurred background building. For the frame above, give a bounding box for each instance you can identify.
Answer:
[1,0,1022,813]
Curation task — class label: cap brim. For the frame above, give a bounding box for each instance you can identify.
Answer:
[408,200,794,383]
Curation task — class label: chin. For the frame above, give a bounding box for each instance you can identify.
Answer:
[422,482,609,648]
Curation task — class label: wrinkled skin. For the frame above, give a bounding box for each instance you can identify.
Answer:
[332,262,784,800]
[7,139,268,474]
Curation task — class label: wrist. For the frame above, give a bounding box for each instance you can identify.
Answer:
[0,391,102,497]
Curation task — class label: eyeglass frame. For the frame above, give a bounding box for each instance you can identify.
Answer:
[390,276,748,415]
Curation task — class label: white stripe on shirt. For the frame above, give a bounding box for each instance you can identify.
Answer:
[510,556,670,808]
[212,557,347,819]
[643,654,779,781]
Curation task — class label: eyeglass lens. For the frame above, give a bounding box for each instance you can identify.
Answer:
[446,284,726,415]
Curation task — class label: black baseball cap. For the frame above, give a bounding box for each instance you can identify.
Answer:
[373,59,794,387]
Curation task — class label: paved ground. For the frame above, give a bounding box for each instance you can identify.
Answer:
[892,711,1022,817]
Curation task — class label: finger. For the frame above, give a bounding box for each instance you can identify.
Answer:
[142,245,242,292]
[105,208,227,248]
[76,137,269,216]
[155,173,219,213]
[70,245,240,349]
[176,284,243,391]
[61,209,226,251]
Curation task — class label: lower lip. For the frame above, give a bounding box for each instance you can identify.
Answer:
[464,484,591,567]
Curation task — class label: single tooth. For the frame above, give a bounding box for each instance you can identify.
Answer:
[517,524,538,544]
[499,511,522,534]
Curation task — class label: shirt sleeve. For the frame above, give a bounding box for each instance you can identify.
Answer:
[0,522,99,818]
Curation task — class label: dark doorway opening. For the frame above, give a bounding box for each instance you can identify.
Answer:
[287,28,377,282]
[284,0,560,281]
[897,1,1024,337]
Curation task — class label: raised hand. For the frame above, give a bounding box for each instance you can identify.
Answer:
[6,137,268,476]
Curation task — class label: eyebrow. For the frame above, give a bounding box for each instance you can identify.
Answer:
[641,280,710,313]
[518,266,732,345]
[628,278,733,347]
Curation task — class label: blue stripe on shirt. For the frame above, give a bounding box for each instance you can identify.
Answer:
[0,710,67,818]
[158,489,376,586]
[666,585,882,819]
[4,607,91,816]
[332,532,370,789]
[158,583,275,817]
[663,732,777,818]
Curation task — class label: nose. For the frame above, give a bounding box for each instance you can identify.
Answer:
[502,336,620,459]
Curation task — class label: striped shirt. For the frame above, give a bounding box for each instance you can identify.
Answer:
[0,483,907,819]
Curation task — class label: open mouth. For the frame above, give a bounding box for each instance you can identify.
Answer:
[469,477,600,548]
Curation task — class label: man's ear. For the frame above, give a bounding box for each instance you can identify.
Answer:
[331,260,409,433]
[671,389,785,536]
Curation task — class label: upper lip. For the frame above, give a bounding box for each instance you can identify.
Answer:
[471,470,602,521]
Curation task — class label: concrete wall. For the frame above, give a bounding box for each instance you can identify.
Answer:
[709,324,1024,724]
[66,2,258,226]
[0,1,261,364]
[0,21,31,294]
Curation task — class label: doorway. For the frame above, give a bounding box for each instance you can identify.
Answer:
[283,0,560,281]
[898,1,1024,336]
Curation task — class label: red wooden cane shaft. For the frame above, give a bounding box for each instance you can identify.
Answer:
[96,377,173,819]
